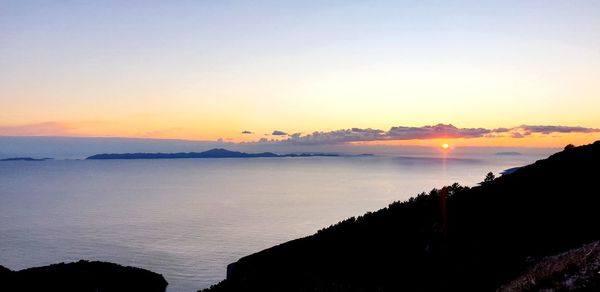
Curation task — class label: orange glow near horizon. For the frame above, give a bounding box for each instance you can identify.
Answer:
[351,133,600,149]
[0,120,599,148]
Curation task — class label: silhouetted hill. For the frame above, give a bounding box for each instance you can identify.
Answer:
[0,260,167,292]
[0,265,11,276]
[202,141,600,292]
[86,148,340,160]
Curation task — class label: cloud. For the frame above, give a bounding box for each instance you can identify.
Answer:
[0,122,74,136]
[511,132,525,138]
[280,124,489,145]
[258,123,600,145]
[284,128,385,145]
[140,127,184,138]
[271,130,288,136]
[517,125,600,134]
[241,130,253,134]
[387,124,490,140]
[493,127,511,133]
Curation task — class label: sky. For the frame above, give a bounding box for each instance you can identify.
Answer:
[1,0,600,148]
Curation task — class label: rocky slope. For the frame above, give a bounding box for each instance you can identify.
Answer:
[499,241,600,291]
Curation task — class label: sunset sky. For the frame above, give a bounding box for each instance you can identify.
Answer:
[1,1,599,148]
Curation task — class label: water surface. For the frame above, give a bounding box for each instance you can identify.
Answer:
[0,153,548,291]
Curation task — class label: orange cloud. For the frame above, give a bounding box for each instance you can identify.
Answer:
[268,124,600,146]
[0,122,75,136]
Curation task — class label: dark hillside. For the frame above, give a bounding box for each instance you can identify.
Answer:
[0,260,167,292]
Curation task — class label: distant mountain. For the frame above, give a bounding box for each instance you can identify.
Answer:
[0,157,52,161]
[86,148,341,160]
[500,166,521,175]
[202,141,600,292]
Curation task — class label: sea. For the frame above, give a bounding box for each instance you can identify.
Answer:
[0,149,553,291]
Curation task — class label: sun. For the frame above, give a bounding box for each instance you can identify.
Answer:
[441,143,450,149]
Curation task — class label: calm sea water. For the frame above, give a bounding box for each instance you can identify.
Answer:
[0,152,550,291]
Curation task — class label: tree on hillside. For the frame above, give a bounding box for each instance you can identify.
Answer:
[481,172,495,185]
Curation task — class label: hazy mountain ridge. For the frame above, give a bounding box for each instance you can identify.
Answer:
[0,157,52,161]
[86,148,341,159]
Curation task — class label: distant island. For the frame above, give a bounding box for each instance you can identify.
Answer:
[495,151,522,155]
[0,157,52,161]
[86,148,362,160]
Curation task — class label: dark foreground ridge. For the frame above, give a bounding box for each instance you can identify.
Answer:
[0,260,168,292]
[86,148,342,160]
[202,141,600,291]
